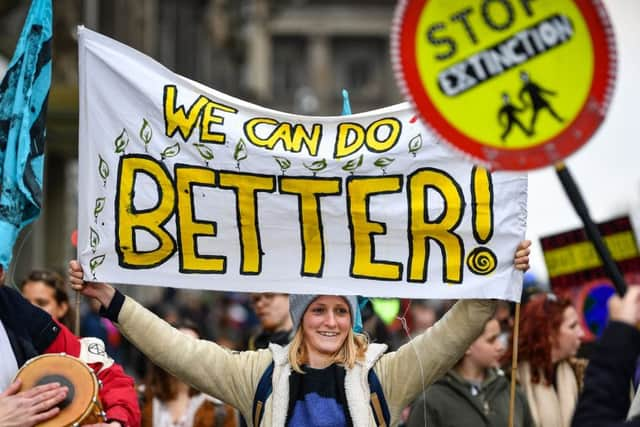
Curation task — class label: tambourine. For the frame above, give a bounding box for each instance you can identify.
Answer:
[14,353,107,426]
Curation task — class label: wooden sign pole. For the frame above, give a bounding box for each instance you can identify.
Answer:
[508,302,521,427]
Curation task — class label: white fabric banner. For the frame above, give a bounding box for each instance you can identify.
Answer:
[77,27,527,300]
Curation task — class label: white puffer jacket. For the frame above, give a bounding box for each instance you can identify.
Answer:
[116,296,496,426]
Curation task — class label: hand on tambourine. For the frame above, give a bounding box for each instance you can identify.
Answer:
[68,260,116,308]
[514,240,531,272]
[0,380,68,427]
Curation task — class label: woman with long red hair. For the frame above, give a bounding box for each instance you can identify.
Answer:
[508,293,586,427]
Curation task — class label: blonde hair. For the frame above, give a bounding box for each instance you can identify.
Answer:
[288,326,369,373]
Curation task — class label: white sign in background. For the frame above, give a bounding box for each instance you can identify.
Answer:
[77,27,527,300]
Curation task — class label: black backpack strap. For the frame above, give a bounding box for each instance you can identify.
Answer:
[368,368,390,427]
[252,361,274,426]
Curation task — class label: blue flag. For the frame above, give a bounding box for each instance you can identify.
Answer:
[0,0,52,269]
[340,88,367,333]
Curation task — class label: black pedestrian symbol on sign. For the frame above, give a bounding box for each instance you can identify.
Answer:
[498,93,531,142]
[518,71,564,132]
[498,71,564,142]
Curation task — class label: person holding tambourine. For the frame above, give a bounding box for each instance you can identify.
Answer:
[0,265,141,427]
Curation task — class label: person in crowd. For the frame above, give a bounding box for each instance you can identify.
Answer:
[20,269,75,329]
[571,286,640,427]
[409,299,441,335]
[387,299,445,354]
[506,293,586,427]
[142,320,238,427]
[247,293,292,350]
[0,265,141,427]
[20,268,125,364]
[407,317,534,427]
[69,240,531,426]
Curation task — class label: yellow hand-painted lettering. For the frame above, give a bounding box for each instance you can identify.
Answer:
[163,85,238,144]
[115,158,493,283]
[244,117,322,156]
[334,118,402,159]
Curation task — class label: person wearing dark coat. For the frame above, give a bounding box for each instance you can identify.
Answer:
[572,286,640,427]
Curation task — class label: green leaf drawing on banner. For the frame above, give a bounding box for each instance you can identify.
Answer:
[273,156,291,174]
[140,118,153,152]
[114,129,129,154]
[193,143,214,164]
[341,154,363,174]
[94,197,106,223]
[373,156,395,175]
[408,134,422,157]
[303,158,327,176]
[161,142,181,159]
[234,139,248,170]
[373,157,394,168]
[98,155,109,186]
[234,140,248,161]
[89,254,106,278]
[89,227,100,253]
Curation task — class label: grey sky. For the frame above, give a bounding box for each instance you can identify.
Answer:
[527,0,640,284]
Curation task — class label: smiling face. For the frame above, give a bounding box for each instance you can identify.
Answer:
[301,295,352,368]
[551,306,585,363]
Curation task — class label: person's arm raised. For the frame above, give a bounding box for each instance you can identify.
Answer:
[67,260,264,418]
[376,240,530,408]
[571,287,640,427]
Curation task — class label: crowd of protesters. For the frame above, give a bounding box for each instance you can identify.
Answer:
[2,246,640,426]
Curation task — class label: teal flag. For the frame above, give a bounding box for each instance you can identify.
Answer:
[0,0,52,269]
[341,88,366,333]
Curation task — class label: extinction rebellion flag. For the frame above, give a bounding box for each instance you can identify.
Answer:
[0,0,52,269]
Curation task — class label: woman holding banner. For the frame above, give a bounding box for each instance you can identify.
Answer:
[506,293,586,427]
[69,240,530,427]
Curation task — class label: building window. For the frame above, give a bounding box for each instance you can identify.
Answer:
[332,37,387,104]
[272,36,307,102]
[158,0,204,78]
[347,58,373,92]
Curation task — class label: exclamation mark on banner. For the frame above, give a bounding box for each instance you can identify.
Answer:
[467,166,497,275]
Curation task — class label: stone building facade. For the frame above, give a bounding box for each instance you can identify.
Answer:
[0,0,402,286]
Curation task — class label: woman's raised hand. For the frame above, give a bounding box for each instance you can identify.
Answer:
[68,260,116,308]
[514,240,531,272]
[608,286,640,326]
